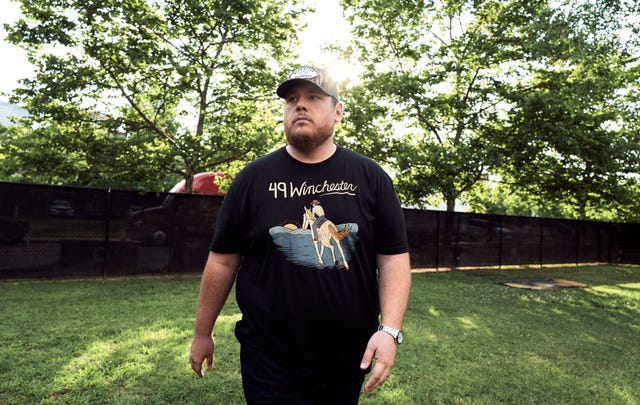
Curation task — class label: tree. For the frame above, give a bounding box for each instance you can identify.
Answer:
[495,1,640,220]
[464,180,537,217]
[340,0,552,210]
[339,0,640,218]
[4,0,305,191]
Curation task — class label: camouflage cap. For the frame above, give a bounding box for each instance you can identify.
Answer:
[276,65,339,101]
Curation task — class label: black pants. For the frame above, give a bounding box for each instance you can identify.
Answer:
[240,343,365,405]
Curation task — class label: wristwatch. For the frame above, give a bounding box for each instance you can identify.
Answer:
[378,324,404,345]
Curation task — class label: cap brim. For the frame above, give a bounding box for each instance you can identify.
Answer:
[276,79,331,99]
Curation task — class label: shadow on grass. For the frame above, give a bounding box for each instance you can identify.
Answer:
[48,318,243,404]
[2,267,639,404]
[385,265,640,404]
[0,276,245,404]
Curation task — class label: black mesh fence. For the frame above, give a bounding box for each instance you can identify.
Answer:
[1,182,639,278]
[404,209,629,270]
[0,182,221,278]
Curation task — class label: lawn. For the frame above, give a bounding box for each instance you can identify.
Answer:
[1,265,639,404]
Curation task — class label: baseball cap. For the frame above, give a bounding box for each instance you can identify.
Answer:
[276,65,339,101]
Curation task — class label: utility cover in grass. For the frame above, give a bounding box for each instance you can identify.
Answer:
[499,278,588,290]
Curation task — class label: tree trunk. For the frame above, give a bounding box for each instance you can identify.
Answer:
[446,198,456,212]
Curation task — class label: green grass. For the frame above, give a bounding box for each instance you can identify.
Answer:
[1,265,639,404]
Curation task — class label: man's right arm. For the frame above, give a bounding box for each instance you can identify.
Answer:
[189,251,241,377]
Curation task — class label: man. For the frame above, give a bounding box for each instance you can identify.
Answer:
[189,65,411,404]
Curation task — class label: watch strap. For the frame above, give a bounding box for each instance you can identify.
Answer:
[378,324,403,345]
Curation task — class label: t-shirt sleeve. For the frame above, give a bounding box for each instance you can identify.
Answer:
[209,168,252,254]
[373,166,409,255]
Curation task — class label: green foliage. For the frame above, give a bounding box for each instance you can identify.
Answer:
[341,0,552,209]
[340,0,640,218]
[1,266,639,403]
[3,0,304,191]
[464,180,537,217]
[497,51,640,220]
[464,178,627,220]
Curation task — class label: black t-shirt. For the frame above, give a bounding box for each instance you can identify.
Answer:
[210,146,408,378]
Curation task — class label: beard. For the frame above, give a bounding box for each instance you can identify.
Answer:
[285,128,333,153]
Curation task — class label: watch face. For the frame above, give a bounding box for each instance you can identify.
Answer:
[396,331,404,344]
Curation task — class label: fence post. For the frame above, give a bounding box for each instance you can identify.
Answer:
[436,212,440,271]
[102,187,111,278]
[539,218,544,268]
[575,221,580,266]
[498,215,503,269]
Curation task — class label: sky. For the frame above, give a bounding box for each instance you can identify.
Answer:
[0,0,32,102]
[0,0,353,103]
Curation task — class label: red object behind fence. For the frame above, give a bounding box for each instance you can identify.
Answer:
[169,171,226,196]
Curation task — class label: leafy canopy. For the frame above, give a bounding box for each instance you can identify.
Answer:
[339,0,640,220]
[3,0,305,191]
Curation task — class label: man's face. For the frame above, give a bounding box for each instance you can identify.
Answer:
[283,83,343,153]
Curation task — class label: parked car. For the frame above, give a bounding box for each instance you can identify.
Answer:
[125,172,225,245]
[125,194,221,245]
[49,200,75,217]
[126,196,175,245]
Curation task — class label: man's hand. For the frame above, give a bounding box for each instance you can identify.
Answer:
[189,334,215,378]
[360,331,398,394]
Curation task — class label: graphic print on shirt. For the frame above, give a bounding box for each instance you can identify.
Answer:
[269,199,359,270]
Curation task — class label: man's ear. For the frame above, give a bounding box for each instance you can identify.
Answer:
[335,102,344,123]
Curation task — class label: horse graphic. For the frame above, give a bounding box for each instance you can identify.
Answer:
[302,204,350,269]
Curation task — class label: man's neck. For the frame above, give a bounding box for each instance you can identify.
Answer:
[286,142,337,164]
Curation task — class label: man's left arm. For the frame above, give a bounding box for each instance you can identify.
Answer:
[360,252,411,394]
